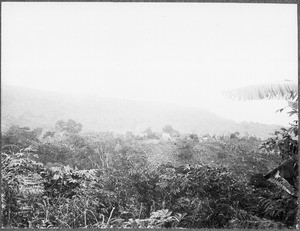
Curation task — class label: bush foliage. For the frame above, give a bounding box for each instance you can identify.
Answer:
[1,115,298,228]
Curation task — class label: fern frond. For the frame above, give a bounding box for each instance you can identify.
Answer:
[222,80,298,101]
[230,211,286,229]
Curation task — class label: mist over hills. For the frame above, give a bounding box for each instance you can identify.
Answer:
[2,85,282,139]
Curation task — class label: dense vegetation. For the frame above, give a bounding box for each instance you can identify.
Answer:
[1,103,298,229]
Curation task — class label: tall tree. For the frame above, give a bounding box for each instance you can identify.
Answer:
[223,80,298,197]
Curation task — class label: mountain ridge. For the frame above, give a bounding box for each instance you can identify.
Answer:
[2,85,283,138]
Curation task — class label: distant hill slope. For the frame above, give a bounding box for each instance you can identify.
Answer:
[2,85,282,138]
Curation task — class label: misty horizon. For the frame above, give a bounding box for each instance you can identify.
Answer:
[2,84,288,139]
[2,3,297,127]
[2,82,294,127]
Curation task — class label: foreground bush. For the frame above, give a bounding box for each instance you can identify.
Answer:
[1,118,297,228]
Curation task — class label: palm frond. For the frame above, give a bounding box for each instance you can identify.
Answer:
[222,80,298,101]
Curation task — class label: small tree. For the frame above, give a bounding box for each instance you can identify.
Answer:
[2,125,42,151]
[144,127,157,139]
[55,119,83,135]
[230,132,240,139]
[189,133,199,143]
[162,125,179,137]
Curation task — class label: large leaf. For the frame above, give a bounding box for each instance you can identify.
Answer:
[268,173,297,197]
[222,80,298,101]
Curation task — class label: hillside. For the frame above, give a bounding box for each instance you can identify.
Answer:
[2,85,282,138]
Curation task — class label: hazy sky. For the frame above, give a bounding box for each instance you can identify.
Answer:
[2,3,298,126]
